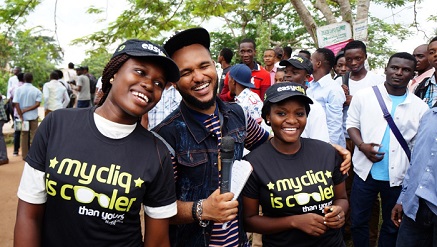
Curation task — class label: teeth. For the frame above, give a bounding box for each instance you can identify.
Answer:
[132,91,149,103]
[194,83,209,91]
[284,128,297,131]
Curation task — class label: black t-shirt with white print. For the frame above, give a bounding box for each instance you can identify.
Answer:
[243,138,347,247]
[25,108,176,247]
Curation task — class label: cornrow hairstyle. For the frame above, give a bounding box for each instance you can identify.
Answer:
[97,54,130,106]
[316,48,335,69]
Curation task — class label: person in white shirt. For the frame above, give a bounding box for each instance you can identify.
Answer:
[279,55,330,142]
[308,48,346,147]
[337,40,385,243]
[42,71,70,116]
[346,52,429,247]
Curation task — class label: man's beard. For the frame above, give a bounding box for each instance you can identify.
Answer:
[179,80,218,111]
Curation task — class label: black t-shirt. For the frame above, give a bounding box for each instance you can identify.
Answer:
[243,138,347,247]
[26,108,176,247]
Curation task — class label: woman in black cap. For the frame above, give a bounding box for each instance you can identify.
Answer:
[242,82,348,247]
[14,39,180,247]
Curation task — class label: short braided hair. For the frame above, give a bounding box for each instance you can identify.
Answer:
[98,54,130,106]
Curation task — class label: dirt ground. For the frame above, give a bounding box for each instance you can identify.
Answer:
[0,145,25,247]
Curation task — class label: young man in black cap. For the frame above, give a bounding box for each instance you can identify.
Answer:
[153,27,351,247]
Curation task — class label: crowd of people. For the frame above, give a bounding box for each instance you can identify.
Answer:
[5,26,437,247]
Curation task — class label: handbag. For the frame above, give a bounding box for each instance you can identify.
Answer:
[372,86,411,161]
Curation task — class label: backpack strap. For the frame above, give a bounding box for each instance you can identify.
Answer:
[413,76,431,100]
[342,71,351,87]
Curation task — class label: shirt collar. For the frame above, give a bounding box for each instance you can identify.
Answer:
[180,98,230,143]
[235,88,252,103]
[313,74,332,87]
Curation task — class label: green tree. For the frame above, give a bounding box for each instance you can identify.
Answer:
[76,0,416,69]
[80,47,112,80]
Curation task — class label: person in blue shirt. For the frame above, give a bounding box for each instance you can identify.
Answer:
[391,107,437,246]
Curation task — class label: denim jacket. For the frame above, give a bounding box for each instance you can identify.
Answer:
[153,98,248,247]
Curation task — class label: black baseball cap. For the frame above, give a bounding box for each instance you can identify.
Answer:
[263,82,313,104]
[163,27,210,58]
[279,55,313,74]
[112,39,180,82]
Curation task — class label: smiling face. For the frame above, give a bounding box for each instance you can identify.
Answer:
[105,57,166,123]
[384,57,415,91]
[172,44,218,113]
[267,98,307,154]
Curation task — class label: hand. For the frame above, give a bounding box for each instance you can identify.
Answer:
[341,84,350,96]
[323,206,345,229]
[291,213,328,236]
[344,95,352,106]
[360,143,384,163]
[202,189,238,223]
[331,144,351,175]
[391,204,403,227]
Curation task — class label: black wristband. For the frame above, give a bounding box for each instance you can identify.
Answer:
[192,200,199,221]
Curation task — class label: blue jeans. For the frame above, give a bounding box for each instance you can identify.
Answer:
[76,100,90,108]
[351,174,401,247]
[396,199,437,247]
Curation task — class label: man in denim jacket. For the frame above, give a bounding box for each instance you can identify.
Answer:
[154,27,351,247]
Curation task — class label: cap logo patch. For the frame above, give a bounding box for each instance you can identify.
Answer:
[292,56,304,63]
[117,44,125,52]
[277,85,306,95]
[142,43,167,57]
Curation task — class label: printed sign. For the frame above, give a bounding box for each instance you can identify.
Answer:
[316,22,352,48]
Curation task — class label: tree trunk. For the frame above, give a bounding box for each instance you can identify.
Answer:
[336,0,353,25]
[356,0,370,20]
[290,0,318,45]
[314,0,336,24]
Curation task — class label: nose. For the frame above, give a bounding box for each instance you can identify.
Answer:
[192,68,204,82]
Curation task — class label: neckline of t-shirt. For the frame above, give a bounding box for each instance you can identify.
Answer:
[267,138,304,160]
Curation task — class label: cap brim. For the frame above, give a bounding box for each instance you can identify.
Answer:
[279,60,306,70]
[268,94,313,104]
[234,79,255,89]
[164,28,210,58]
[122,53,180,82]
[148,55,181,82]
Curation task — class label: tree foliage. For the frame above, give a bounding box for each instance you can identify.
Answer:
[74,0,421,68]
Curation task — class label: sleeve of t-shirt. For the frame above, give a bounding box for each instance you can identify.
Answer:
[143,143,177,219]
[242,158,259,199]
[17,163,47,204]
[244,113,269,151]
[332,151,347,185]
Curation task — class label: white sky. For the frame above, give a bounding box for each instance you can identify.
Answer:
[23,0,435,69]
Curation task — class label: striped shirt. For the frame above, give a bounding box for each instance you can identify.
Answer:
[170,105,267,246]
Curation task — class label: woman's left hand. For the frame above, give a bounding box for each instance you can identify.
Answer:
[322,205,345,229]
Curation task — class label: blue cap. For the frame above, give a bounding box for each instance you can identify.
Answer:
[229,64,254,89]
